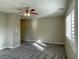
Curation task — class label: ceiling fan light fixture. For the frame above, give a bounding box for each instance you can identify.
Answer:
[24,13,30,16]
[24,13,27,16]
[27,13,30,16]
[18,7,38,17]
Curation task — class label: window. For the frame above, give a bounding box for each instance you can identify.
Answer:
[66,9,75,40]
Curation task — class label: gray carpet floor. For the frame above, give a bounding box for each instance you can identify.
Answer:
[0,41,67,59]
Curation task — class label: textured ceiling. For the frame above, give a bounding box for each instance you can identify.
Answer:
[0,0,67,18]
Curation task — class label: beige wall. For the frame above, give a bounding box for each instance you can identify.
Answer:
[7,14,20,48]
[0,13,8,49]
[0,13,21,49]
[22,16,65,44]
[65,0,78,59]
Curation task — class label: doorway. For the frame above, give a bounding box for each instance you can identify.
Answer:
[20,18,31,42]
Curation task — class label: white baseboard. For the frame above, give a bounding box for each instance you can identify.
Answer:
[8,45,20,49]
[0,46,8,50]
[43,41,64,45]
[0,45,20,50]
[24,40,64,45]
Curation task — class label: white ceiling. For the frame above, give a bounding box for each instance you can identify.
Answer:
[0,0,67,18]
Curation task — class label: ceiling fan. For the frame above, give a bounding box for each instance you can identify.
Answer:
[18,7,38,16]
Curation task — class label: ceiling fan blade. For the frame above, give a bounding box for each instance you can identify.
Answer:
[18,9,24,11]
[31,9,35,11]
[17,11,25,14]
[31,13,38,15]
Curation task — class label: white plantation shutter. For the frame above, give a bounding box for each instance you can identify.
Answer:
[66,9,75,40]
[71,10,75,40]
